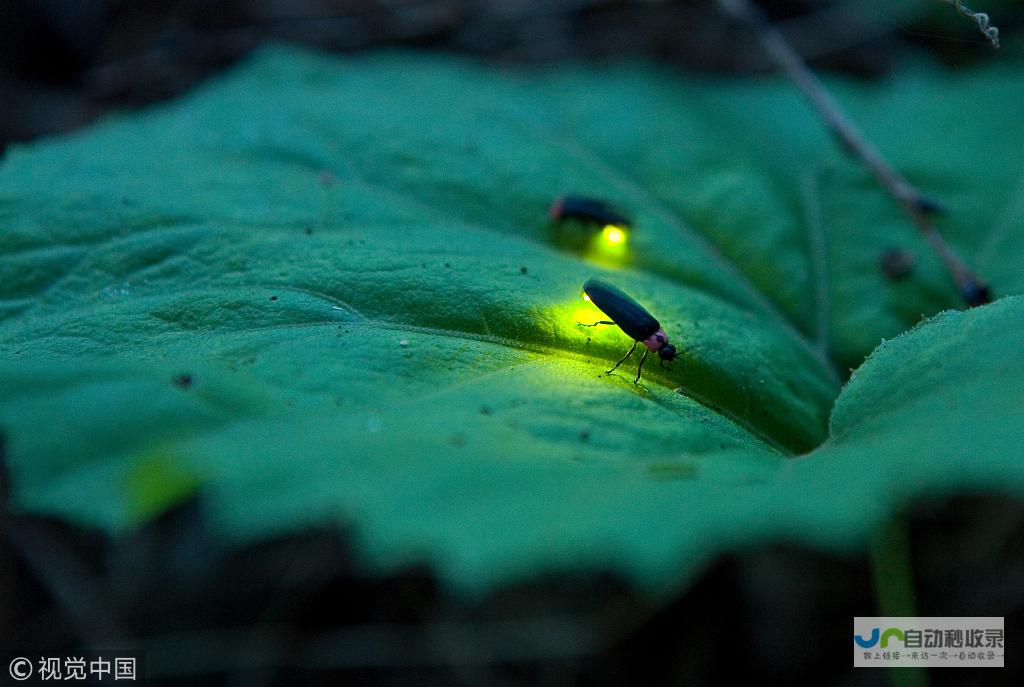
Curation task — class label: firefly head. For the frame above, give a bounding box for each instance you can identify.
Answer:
[643,329,676,363]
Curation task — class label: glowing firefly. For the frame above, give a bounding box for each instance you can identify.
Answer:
[550,195,631,244]
[578,278,677,384]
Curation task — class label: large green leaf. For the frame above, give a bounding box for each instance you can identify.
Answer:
[1,47,1022,593]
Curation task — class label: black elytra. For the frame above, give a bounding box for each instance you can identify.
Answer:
[550,196,631,228]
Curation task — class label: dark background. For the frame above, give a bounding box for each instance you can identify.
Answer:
[1,0,1022,149]
[2,1,1022,685]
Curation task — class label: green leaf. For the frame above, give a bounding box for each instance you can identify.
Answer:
[1,47,1022,593]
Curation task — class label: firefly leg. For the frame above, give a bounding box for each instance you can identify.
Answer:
[634,348,649,384]
[578,320,616,327]
[607,340,638,374]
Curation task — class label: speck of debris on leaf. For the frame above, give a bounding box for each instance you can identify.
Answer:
[270,295,278,301]
[479,405,492,416]
[960,277,992,306]
[520,266,528,274]
[444,262,451,268]
[647,463,699,480]
[399,339,409,348]
[914,196,944,215]
[879,247,915,280]
[173,374,194,389]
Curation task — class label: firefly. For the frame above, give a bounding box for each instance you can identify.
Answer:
[579,278,677,384]
[549,195,631,230]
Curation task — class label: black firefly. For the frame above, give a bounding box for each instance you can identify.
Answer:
[549,195,631,229]
[579,278,677,384]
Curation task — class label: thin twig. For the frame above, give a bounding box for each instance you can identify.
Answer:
[714,0,992,306]
[799,171,831,358]
[939,0,1000,48]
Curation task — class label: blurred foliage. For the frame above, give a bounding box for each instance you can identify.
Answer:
[2,0,1023,146]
